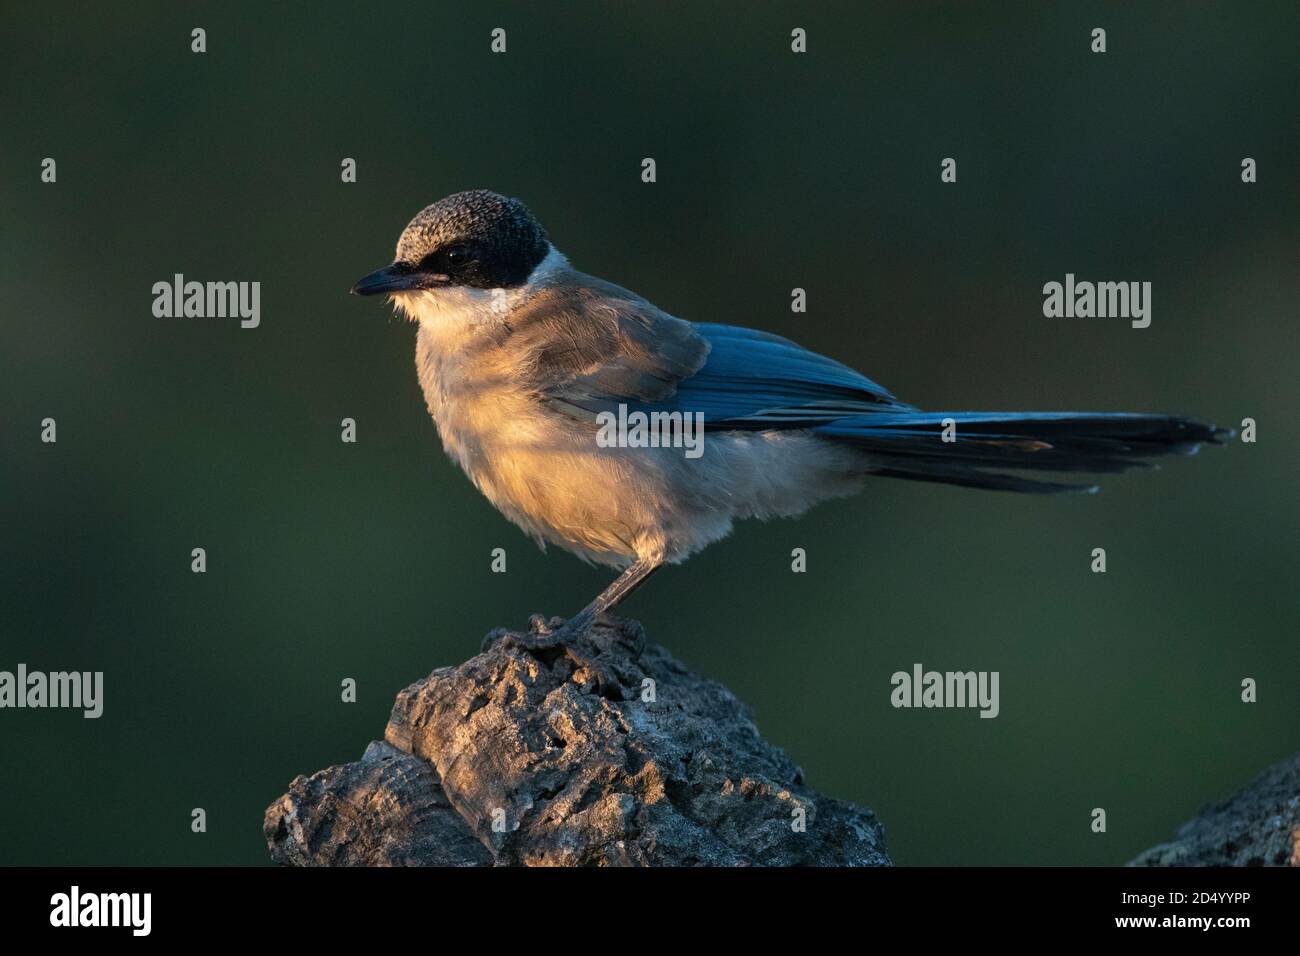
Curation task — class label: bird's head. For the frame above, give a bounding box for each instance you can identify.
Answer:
[351,190,550,301]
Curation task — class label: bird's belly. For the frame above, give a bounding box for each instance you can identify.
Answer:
[434,403,866,569]
[416,322,863,566]
[436,397,673,566]
[411,312,697,566]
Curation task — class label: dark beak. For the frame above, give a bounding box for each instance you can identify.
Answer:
[350,264,449,296]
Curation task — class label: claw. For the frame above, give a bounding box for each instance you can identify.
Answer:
[483,615,624,698]
[562,649,622,698]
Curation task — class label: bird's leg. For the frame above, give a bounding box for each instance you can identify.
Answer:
[483,559,662,694]
[548,559,661,690]
[561,558,662,637]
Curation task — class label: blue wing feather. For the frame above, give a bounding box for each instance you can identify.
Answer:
[538,311,1227,493]
[617,322,911,427]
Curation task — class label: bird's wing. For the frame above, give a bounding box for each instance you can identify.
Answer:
[522,274,910,429]
[510,273,711,415]
[670,323,912,428]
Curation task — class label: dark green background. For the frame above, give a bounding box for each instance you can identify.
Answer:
[2,2,1296,866]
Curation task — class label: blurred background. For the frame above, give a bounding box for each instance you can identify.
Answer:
[1,1,1296,866]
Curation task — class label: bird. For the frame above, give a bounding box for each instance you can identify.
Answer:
[352,189,1228,666]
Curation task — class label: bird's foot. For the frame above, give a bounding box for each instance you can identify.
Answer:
[481,613,624,698]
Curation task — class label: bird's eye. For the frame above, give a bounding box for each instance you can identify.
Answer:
[444,245,473,264]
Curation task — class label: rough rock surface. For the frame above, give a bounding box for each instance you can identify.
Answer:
[263,740,493,866]
[265,615,891,866]
[1129,750,1300,867]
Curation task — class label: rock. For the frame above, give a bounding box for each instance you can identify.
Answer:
[264,740,492,867]
[265,615,890,866]
[1129,750,1300,867]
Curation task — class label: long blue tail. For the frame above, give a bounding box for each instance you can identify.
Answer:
[815,411,1232,493]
